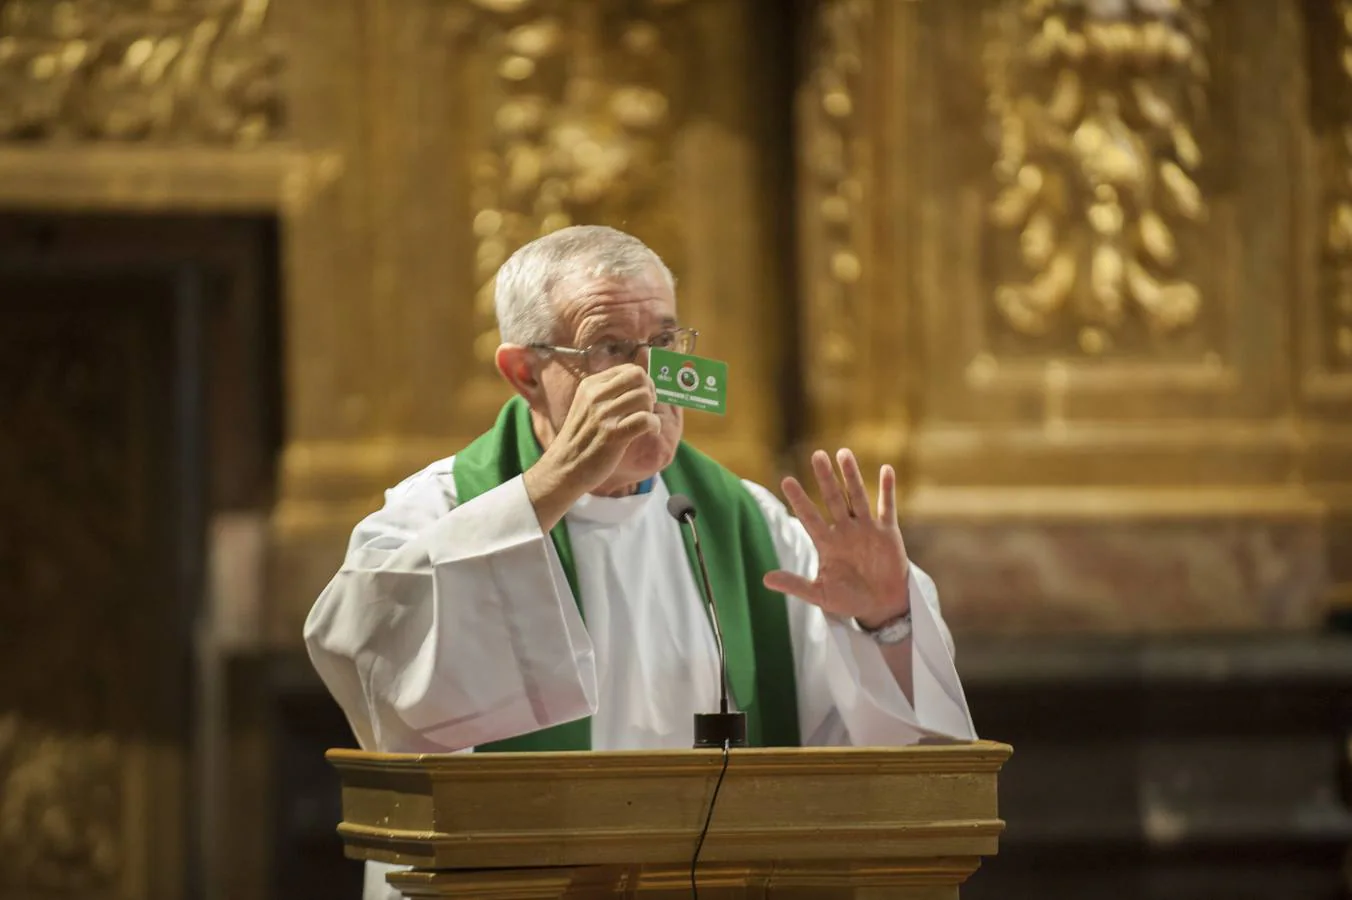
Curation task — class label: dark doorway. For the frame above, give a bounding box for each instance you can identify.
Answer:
[0,265,204,899]
[0,215,280,900]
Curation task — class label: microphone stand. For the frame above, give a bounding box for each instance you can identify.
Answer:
[667,494,743,900]
[681,512,747,749]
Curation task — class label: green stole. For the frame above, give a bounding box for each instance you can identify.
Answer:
[451,395,800,751]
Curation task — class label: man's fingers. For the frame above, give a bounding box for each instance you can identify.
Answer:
[837,449,872,521]
[810,450,852,523]
[617,366,657,406]
[584,364,651,399]
[602,386,656,416]
[878,463,897,523]
[589,371,656,419]
[615,409,662,438]
[781,476,829,542]
[763,570,820,602]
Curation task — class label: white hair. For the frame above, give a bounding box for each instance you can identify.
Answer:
[493,225,675,345]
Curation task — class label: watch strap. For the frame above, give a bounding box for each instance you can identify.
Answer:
[854,610,913,645]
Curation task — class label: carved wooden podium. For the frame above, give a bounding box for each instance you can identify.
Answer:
[329,741,1012,899]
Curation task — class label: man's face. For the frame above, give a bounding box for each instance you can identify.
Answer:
[535,267,684,490]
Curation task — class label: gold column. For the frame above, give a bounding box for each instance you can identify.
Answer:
[801,0,1343,632]
[1306,0,1352,619]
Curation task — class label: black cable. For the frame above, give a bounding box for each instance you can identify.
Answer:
[690,740,732,899]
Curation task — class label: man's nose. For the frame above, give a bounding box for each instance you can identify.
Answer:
[632,344,651,369]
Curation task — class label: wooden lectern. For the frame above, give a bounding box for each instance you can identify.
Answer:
[329,741,1011,899]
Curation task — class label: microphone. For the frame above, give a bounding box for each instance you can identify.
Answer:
[667,493,748,749]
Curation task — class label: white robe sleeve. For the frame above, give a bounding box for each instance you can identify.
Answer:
[740,480,977,746]
[302,458,598,752]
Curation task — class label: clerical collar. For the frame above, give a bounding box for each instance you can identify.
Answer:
[568,479,659,525]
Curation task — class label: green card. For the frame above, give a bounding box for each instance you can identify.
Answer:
[649,347,728,415]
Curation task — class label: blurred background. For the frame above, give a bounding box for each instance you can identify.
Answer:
[2,0,1352,897]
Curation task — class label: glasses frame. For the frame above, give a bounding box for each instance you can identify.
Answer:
[529,327,699,373]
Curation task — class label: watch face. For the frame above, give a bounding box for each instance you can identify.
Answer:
[874,614,913,645]
[855,612,912,644]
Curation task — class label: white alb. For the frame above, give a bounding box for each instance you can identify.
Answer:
[303,455,977,900]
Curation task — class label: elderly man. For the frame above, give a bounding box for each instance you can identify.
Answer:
[305,224,974,757]
[307,224,975,897]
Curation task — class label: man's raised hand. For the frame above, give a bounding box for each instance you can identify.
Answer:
[763,448,912,628]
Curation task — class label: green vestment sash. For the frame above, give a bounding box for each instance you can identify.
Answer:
[450,395,800,751]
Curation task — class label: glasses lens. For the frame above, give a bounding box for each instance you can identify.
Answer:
[586,340,639,373]
[676,329,697,354]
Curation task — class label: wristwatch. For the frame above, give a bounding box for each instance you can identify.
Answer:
[854,610,913,645]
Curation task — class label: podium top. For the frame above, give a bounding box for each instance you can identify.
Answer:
[327,741,1012,871]
[327,739,1010,773]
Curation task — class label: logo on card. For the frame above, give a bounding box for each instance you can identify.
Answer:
[676,361,700,391]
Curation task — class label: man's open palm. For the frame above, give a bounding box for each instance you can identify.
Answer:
[763,449,912,628]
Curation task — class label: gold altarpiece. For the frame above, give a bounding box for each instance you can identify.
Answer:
[803,0,1352,631]
[1,0,1344,635]
[798,0,1352,630]
[2,0,1352,896]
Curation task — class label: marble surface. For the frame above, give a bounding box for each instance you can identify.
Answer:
[904,519,1329,634]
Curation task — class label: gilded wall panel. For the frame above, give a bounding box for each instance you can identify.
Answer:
[447,0,692,417]
[985,0,1214,360]
[264,0,385,625]
[354,0,787,495]
[910,0,1299,494]
[0,0,283,144]
[1319,0,1352,378]
[453,0,689,367]
[1326,52,1352,378]
[799,0,872,426]
[1304,0,1352,397]
[1300,0,1352,615]
[797,0,1330,632]
[797,0,910,479]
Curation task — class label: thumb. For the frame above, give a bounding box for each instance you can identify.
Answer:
[763,570,819,601]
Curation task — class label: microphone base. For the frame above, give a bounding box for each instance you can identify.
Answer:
[693,712,747,749]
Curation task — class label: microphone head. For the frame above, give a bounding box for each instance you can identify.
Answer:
[666,493,697,523]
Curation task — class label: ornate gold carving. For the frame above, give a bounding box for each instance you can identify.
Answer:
[802,0,870,389]
[0,720,122,891]
[1325,0,1352,370]
[0,0,282,144]
[448,0,689,363]
[986,0,1210,354]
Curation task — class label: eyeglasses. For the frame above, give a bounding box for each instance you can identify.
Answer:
[530,327,699,374]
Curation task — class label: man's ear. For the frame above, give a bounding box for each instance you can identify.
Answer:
[495,344,543,400]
